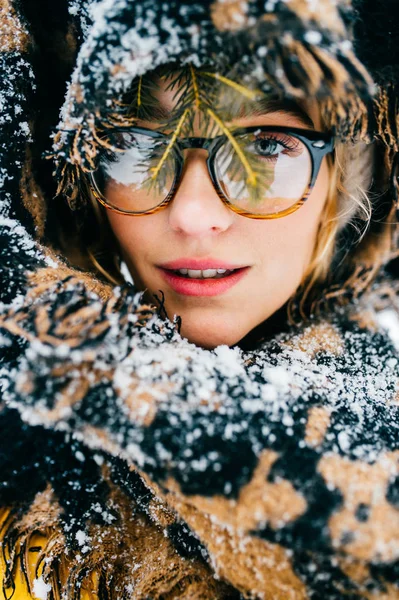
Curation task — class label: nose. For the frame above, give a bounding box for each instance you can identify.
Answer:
[167,149,234,237]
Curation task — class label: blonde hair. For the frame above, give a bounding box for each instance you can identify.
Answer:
[291,140,374,319]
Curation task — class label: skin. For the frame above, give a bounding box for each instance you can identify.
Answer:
[105,81,330,349]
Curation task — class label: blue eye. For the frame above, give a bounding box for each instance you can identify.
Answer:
[254,138,282,157]
[249,133,302,160]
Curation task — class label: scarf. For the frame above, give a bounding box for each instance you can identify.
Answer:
[0,238,399,597]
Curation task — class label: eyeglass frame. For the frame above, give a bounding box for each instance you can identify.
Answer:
[89,125,335,220]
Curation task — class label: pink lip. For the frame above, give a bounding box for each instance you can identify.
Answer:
[158,266,250,297]
[159,259,247,270]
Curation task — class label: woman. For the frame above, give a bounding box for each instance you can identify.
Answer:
[0,0,399,598]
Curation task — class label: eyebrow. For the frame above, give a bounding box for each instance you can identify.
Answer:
[140,97,315,130]
[233,98,315,129]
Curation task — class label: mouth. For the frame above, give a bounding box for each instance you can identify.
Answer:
[166,267,238,279]
[157,266,250,297]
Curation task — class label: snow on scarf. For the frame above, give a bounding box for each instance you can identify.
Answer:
[1,244,399,598]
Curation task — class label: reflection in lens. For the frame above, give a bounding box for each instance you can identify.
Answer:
[93,131,176,213]
[214,131,311,215]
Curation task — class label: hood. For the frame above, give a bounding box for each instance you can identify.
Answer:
[54,0,373,178]
[51,1,396,180]
[1,0,399,308]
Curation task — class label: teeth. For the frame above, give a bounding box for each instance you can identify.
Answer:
[188,269,202,278]
[174,268,233,279]
[202,269,218,278]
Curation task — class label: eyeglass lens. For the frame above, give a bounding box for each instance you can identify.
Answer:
[92,129,312,216]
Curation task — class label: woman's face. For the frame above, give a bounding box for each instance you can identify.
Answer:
[105,80,330,349]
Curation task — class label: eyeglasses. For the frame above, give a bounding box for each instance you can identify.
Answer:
[89,125,334,219]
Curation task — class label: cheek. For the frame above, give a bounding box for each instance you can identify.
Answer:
[286,158,330,259]
[106,211,160,278]
[254,158,330,278]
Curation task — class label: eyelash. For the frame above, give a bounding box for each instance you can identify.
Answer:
[255,133,301,153]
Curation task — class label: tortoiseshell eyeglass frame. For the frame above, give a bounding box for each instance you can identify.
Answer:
[89,126,335,219]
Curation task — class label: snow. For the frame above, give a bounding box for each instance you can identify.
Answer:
[75,450,86,462]
[18,121,31,139]
[75,530,88,545]
[75,530,91,553]
[68,3,79,16]
[32,577,51,600]
[304,30,322,45]
[6,278,399,489]
[213,345,245,377]
[376,309,399,350]
[120,261,134,284]
[69,0,95,36]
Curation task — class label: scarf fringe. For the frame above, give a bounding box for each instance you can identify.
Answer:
[373,86,399,152]
[0,482,237,600]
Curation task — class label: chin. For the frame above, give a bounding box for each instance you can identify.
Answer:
[178,316,247,349]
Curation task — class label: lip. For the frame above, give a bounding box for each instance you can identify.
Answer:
[158,266,250,297]
[159,259,247,271]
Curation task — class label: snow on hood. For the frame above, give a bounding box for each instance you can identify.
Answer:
[53,0,374,181]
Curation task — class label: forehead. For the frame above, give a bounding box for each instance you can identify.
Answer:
[143,72,320,130]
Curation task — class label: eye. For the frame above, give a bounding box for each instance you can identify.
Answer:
[250,133,303,161]
[254,137,283,158]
